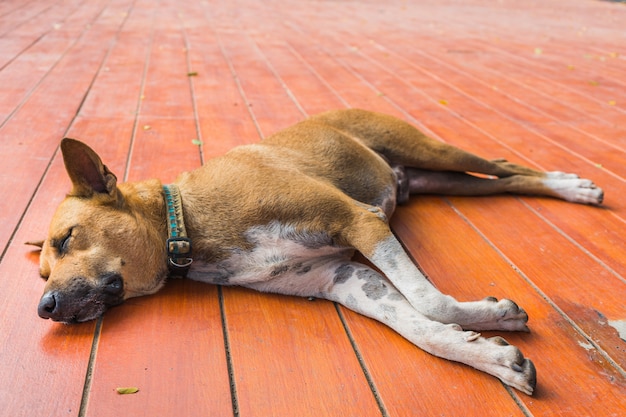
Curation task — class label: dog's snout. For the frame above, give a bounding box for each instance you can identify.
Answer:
[38,292,58,320]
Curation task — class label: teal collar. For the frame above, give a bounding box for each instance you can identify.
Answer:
[163,184,192,277]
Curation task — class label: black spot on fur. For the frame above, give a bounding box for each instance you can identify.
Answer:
[333,264,354,284]
[356,269,388,300]
[297,265,312,275]
[271,264,290,277]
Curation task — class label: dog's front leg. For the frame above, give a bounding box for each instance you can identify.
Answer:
[365,235,530,333]
[340,203,530,332]
[324,262,536,395]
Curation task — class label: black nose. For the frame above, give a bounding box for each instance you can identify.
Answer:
[38,292,58,320]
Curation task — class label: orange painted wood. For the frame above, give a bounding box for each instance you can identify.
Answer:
[74,4,233,416]
[184,28,261,157]
[0,0,87,69]
[448,196,626,367]
[338,257,527,416]
[391,198,626,415]
[0,1,54,36]
[222,287,382,417]
[251,36,348,116]
[85,280,232,417]
[188,5,388,413]
[216,30,306,137]
[0,154,96,416]
[1,0,626,416]
[233,10,530,415]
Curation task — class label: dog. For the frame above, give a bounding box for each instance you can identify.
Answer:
[31,109,604,395]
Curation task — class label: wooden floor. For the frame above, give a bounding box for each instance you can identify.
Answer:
[1,0,625,415]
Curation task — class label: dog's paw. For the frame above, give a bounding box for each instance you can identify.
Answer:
[489,340,537,395]
[493,298,530,332]
[463,297,530,332]
[449,327,537,395]
[543,177,604,205]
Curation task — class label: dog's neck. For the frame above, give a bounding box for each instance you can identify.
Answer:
[163,184,193,277]
[117,180,191,279]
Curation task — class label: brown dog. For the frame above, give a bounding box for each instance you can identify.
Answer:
[33,109,604,395]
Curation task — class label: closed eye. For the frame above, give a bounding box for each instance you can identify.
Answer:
[54,229,73,255]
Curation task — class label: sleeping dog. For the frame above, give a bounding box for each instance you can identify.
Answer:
[32,109,604,395]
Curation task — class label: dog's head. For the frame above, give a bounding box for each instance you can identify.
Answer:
[35,139,168,323]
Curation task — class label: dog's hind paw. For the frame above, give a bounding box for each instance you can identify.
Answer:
[543,177,604,205]
[495,345,537,396]
[454,330,537,395]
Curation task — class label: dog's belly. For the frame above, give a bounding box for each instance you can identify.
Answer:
[187,221,354,296]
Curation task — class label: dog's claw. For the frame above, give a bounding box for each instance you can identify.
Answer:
[512,358,537,395]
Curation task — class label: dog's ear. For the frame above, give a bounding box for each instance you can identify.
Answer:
[60,138,118,198]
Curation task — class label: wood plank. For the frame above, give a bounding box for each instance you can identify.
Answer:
[0,152,97,416]
[391,198,626,415]
[184,27,261,157]
[241,6,531,414]
[250,36,348,116]
[215,29,306,136]
[76,4,232,416]
[1,1,625,416]
[0,0,56,36]
[86,280,232,417]
[0,0,113,70]
[223,287,382,417]
[449,196,626,368]
[186,3,387,413]
[0,0,131,249]
[0,29,76,121]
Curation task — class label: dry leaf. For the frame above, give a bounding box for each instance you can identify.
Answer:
[439,99,449,106]
[116,387,139,395]
[187,71,198,77]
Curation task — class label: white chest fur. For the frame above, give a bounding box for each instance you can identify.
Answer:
[187,221,354,296]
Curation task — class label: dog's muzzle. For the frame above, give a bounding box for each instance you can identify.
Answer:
[38,273,125,323]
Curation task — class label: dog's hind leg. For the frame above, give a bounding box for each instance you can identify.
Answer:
[323,261,536,395]
[394,167,604,205]
[314,109,603,204]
